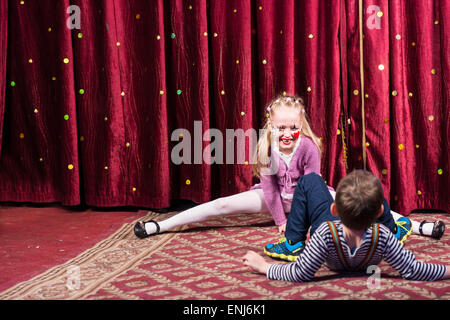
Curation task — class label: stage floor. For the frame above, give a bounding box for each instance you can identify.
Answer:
[0,203,145,292]
[1,205,449,299]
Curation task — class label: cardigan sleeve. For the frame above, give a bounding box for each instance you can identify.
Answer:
[259,173,287,226]
[301,138,321,176]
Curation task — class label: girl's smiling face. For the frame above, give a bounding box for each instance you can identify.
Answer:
[270,105,302,155]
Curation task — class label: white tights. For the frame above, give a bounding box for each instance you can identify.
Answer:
[145,189,428,236]
[145,189,269,234]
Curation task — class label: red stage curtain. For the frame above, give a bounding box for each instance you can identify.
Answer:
[0,0,447,214]
[345,0,449,214]
[0,0,7,154]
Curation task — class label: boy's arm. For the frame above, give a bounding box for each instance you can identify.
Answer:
[242,251,270,274]
[444,268,450,279]
[265,229,329,282]
[383,230,447,281]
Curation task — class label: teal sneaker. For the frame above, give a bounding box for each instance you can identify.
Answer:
[395,216,412,244]
[264,238,304,262]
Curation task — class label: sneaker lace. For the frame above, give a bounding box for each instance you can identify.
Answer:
[396,220,411,233]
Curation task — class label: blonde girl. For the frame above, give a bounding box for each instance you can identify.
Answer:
[134,95,323,237]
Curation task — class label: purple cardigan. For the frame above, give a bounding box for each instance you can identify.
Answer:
[251,136,321,226]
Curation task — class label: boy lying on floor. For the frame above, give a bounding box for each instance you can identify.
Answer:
[242,171,449,281]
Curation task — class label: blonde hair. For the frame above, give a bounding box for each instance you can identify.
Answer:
[252,95,322,177]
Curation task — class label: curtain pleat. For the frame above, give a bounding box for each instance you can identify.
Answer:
[0,0,447,214]
[1,0,80,205]
[0,0,7,157]
[209,0,254,198]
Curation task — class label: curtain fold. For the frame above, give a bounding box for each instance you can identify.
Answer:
[359,0,449,214]
[1,0,80,205]
[0,0,447,214]
[209,0,254,198]
[0,0,7,158]
[70,0,174,207]
[386,0,449,213]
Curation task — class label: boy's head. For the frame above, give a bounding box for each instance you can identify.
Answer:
[332,170,384,230]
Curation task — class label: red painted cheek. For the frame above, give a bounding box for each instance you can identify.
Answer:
[293,131,300,139]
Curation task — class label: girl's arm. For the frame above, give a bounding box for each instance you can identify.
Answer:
[259,173,287,226]
[301,138,321,175]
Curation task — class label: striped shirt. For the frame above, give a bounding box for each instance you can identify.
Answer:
[267,221,446,282]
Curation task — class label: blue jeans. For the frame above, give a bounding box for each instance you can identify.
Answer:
[285,173,396,243]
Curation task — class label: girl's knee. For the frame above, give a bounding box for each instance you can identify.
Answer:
[211,197,229,215]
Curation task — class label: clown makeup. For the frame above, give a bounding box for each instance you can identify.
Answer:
[270,105,302,155]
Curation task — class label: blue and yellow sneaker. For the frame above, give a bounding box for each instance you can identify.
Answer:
[264,238,304,262]
[395,216,412,244]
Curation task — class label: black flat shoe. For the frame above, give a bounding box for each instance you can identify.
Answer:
[431,220,445,240]
[134,220,160,239]
[419,220,445,240]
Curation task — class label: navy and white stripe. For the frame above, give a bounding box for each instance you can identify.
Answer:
[267,221,446,282]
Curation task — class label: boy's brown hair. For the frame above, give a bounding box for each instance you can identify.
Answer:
[335,170,384,230]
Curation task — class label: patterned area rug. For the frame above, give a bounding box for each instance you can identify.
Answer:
[1,211,449,300]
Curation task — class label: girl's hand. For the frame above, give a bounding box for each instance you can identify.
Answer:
[278,223,286,234]
[242,251,270,275]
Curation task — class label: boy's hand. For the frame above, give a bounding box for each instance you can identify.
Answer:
[278,223,286,234]
[242,251,270,275]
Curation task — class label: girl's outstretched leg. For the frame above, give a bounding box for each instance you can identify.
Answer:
[390,210,445,239]
[135,189,269,238]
